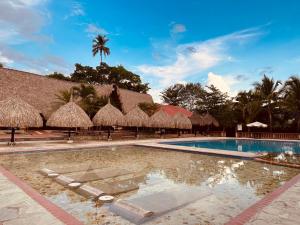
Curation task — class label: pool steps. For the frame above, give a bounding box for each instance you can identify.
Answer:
[39,167,156,219]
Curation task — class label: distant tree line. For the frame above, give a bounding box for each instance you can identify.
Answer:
[161,75,300,132]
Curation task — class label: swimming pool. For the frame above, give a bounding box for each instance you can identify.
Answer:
[167,139,300,154]
[0,145,298,224]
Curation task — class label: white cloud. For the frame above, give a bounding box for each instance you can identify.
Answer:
[85,24,108,36]
[0,52,14,64]
[0,0,48,43]
[148,88,163,103]
[171,23,186,34]
[64,2,85,19]
[137,27,263,89]
[207,72,238,96]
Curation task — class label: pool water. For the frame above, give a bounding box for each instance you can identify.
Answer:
[167,139,300,153]
[0,146,299,225]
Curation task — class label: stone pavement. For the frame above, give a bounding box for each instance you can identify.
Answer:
[0,167,83,225]
[227,173,300,225]
[0,172,64,225]
[246,179,300,225]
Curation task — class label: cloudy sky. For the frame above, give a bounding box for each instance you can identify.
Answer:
[1,0,300,102]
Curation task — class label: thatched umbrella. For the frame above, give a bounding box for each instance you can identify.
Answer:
[47,101,93,140]
[124,106,150,138]
[0,97,43,144]
[92,102,124,140]
[189,112,205,127]
[149,110,175,137]
[203,113,219,127]
[173,113,192,136]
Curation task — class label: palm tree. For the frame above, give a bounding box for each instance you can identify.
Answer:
[235,91,252,123]
[54,84,107,118]
[92,35,110,66]
[284,76,300,131]
[253,75,282,131]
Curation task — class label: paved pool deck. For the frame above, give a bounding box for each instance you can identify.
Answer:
[0,137,300,224]
[0,166,82,225]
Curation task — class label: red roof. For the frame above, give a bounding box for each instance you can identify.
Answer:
[160,105,193,117]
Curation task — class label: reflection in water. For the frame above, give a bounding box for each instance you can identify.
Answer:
[0,146,299,225]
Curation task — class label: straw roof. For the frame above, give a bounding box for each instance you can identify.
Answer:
[92,102,124,126]
[0,97,43,128]
[189,112,206,126]
[47,102,93,128]
[149,110,175,128]
[173,113,192,129]
[123,105,150,127]
[203,113,220,127]
[0,68,153,118]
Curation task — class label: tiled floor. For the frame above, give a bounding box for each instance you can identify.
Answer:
[0,172,64,225]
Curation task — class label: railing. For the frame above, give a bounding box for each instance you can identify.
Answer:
[236,132,300,140]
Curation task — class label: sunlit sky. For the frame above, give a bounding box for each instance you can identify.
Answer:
[1,0,300,102]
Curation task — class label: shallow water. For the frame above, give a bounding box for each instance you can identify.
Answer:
[0,145,299,225]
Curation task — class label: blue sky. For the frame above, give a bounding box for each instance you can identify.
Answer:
[1,0,300,102]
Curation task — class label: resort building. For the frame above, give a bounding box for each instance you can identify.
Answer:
[0,67,153,120]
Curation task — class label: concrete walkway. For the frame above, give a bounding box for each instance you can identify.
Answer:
[0,167,82,225]
[227,173,300,225]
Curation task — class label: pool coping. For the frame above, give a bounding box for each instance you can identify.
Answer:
[135,142,261,159]
[225,172,300,225]
[0,165,83,225]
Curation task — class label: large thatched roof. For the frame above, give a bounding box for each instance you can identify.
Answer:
[0,68,153,118]
[149,110,175,128]
[117,88,153,114]
[92,102,124,126]
[173,113,192,129]
[0,97,43,128]
[203,113,220,127]
[189,112,206,126]
[47,102,93,128]
[123,105,150,127]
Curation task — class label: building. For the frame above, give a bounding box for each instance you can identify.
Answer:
[0,68,153,119]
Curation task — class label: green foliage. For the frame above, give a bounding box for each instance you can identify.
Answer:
[161,83,205,111]
[138,102,160,116]
[70,63,149,93]
[0,63,3,68]
[55,84,108,118]
[47,72,71,81]
[253,75,282,131]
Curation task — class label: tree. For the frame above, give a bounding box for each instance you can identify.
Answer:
[47,72,71,81]
[54,84,108,118]
[253,75,282,131]
[161,84,186,106]
[139,102,160,116]
[70,63,150,93]
[180,83,205,111]
[0,63,3,68]
[92,35,110,66]
[284,76,300,131]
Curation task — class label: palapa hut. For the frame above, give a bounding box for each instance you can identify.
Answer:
[203,112,219,127]
[149,110,175,137]
[189,112,205,127]
[174,113,192,129]
[0,68,153,119]
[92,102,124,139]
[123,105,150,137]
[47,101,93,139]
[0,97,43,143]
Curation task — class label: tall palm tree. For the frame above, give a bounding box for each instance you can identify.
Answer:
[235,91,252,123]
[284,76,300,131]
[92,35,110,66]
[253,75,282,131]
